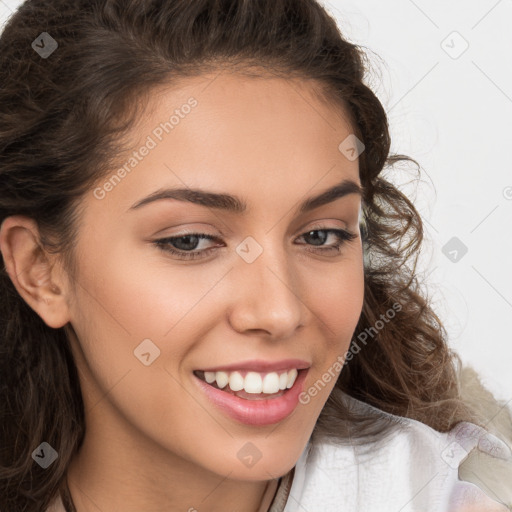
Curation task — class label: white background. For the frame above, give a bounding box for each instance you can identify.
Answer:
[1,0,511,402]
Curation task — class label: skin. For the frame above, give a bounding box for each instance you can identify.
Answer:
[0,72,364,511]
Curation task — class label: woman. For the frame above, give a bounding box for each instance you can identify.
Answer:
[0,0,510,511]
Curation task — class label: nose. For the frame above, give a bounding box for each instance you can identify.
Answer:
[226,238,306,339]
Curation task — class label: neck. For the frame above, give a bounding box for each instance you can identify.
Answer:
[64,429,281,512]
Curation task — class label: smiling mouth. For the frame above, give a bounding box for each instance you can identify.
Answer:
[193,368,302,401]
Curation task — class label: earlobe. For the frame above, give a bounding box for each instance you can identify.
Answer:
[0,215,70,329]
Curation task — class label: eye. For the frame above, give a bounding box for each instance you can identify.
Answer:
[153,227,357,261]
[296,227,358,255]
[153,233,221,261]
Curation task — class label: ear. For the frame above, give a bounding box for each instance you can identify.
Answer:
[0,215,72,329]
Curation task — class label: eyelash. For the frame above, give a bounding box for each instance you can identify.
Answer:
[153,226,358,261]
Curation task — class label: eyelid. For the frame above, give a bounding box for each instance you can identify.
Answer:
[150,222,228,239]
[156,220,352,242]
[304,220,350,232]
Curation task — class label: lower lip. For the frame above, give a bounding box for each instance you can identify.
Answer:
[193,369,309,426]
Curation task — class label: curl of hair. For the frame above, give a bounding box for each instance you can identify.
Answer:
[0,0,483,509]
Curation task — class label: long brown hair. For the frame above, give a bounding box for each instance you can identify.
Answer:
[0,0,481,509]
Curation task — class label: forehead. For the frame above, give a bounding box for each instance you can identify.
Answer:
[87,72,361,216]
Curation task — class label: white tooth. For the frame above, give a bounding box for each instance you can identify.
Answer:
[228,371,244,391]
[244,372,263,393]
[215,371,229,389]
[262,372,280,394]
[278,372,288,390]
[204,371,216,384]
[286,368,298,389]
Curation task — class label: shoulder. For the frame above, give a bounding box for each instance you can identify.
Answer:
[285,392,512,512]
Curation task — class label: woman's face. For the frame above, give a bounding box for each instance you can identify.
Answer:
[59,72,364,481]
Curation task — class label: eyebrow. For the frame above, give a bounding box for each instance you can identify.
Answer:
[127,178,363,214]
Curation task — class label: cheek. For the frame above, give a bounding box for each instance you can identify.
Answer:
[78,242,225,346]
[67,251,224,455]
[296,256,364,405]
[303,255,364,340]
[66,246,214,413]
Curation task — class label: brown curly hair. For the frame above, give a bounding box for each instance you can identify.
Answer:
[0,0,480,510]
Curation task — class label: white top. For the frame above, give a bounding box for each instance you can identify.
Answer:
[46,392,512,512]
[272,392,512,512]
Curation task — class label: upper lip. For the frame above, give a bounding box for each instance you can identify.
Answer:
[197,359,311,373]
